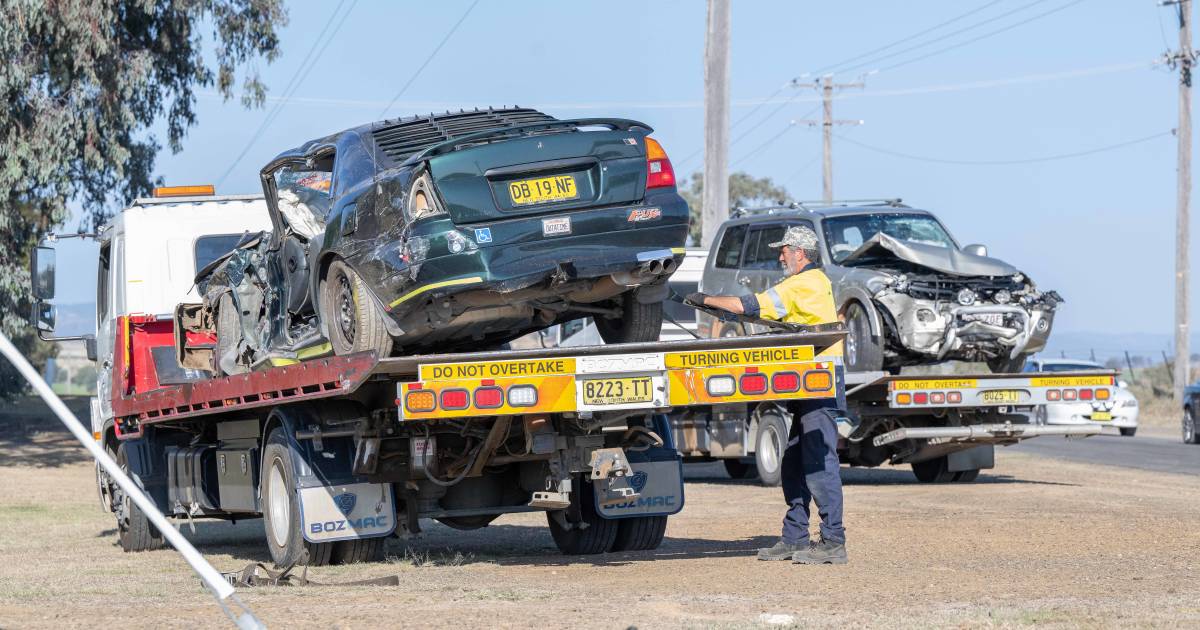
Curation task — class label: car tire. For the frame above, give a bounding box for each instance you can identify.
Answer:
[261,428,335,567]
[546,478,619,555]
[322,260,393,358]
[987,354,1027,374]
[1118,427,1137,438]
[114,443,166,553]
[596,292,664,344]
[1184,407,1199,444]
[611,515,668,552]
[213,292,245,376]
[844,302,883,372]
[755,409,789,487]
[722,458,757,479]
[911,456,955,483]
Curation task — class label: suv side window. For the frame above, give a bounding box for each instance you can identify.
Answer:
[714,225,747,269]
[741,221,814,270]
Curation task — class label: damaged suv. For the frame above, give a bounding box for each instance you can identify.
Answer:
[700,202,1060,373]
[181,108,688,375]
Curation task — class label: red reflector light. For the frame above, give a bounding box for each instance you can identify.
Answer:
[1062,389,1077,401]
[772,371,800,393]
[440,389,469,410]
[930,392,945,404]
[1046,389,1060,401]
[474,386,504,409]
[1079,389,1093,400]
[645,137,676,189]
[947,391,962,404]
[914,392,929,404]
[739,373,768,395]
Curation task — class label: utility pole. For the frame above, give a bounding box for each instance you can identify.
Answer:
[1164,0,1193,403]
[798,76,864,202]
[701,0,731,249]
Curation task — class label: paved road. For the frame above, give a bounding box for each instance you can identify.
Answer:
[1011,429,1199,476]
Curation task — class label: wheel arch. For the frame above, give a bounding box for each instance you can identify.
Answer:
[838,294,883,339]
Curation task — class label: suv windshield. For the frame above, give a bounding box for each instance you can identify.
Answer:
[822,213,956,263]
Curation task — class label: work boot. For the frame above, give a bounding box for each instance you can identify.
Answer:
[756,539,805,561]
[792,537,848,565]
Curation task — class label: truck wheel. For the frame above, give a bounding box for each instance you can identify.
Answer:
[114,443,166,552]
[332,537,386,564]
[546,479,619,555]
[321,260,393,358]
[1119,427,1137,437]
[596,292,663,344]
[722,458,757,479]
[952,469,981,483]
[911,456,955,483]
[1185,407,1200,444]
[755,410,789,487]
[844,302,883,372]
[987,354,1027,374]
[262,428,334,567]
[611,515,668,552]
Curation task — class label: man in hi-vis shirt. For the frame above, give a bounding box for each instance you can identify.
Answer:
[688,225,847,565]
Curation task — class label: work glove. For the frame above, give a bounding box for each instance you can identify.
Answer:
[684,292,709,306]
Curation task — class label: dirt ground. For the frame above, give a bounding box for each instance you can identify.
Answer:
[1,420,1198,629]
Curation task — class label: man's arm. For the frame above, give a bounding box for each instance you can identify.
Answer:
[703,295,745,314]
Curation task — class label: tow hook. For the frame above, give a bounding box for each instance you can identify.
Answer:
[589,447,639,506]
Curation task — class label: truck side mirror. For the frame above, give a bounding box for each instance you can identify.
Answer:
[32,301,55,333]
[32,246,56,300]
[962,243,988,257]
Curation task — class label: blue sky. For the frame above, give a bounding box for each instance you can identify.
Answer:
[54,0,1192,338]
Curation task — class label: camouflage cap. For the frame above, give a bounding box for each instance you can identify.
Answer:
[768,225,819,250]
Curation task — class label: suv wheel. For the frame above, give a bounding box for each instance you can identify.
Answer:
[844,302,883,372]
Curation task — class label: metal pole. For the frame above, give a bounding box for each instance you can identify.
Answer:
[701,0,731,249]
[822,76,834,202]
[1176,0,1193,404]
[0,332,264,629]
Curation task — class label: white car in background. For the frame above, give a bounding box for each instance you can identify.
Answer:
[1022,358,1139,437]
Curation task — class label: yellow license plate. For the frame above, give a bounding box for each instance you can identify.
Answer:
[1091,411,1113,421]
[581,377,653,405]
[982,390,1020,404]
[509,175,578,205]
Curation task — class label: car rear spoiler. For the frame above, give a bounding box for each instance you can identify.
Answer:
[400,118,654,166]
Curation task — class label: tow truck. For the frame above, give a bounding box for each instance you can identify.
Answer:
[29,188,845,566]
[671,300,1115,484]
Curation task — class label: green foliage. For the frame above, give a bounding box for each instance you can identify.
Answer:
[679,172,791,245]
[71,364,97,389]
[0,0,286,400]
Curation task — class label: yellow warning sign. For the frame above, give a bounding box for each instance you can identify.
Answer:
[419,358,576,381]
[664,345,814,369]
[891,379,978,391]
[1029,376,1112,388]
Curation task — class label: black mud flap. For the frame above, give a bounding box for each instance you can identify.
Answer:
[594,414,685,519]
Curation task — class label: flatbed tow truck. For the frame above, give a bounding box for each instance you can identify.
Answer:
[670,300,1116,484]
[30,190,846,566]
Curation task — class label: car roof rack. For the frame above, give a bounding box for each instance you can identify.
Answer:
[730,198,906,218]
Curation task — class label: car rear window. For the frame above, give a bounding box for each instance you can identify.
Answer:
[714,225,747,268]
[194,234,244,272]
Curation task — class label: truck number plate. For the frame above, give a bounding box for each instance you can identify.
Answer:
[510,174,578,205]
[981,390,1020,404]
[1090,411,1113,421]
[581,377,654,405]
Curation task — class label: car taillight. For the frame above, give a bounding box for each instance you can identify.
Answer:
[1096,388,1110,400]
[1046,389,1060,401]
[645,137,676,189]
[1079,389,1093,401]
[802,370,833,392]
[1062,389,1077,401]
[405,390,436,413]
[772,372,800,393]
[440,389,469,410]
[914,392,929,404]
[947,391,962,403]
[474,386,504,409]
[739,373,768,395]
[930,392,946,404]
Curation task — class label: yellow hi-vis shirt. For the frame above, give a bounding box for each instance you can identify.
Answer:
[753,265,844,357]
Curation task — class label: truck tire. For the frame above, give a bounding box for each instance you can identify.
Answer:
[844,302,883,372]
[1185,407,1200,444]
[261,428,335,567]
[722,458,757,479]
[911,456,955,483]
[596,292,663,344]
[755,410,789,487]
[952,469,981,483]
[546,479,618,555]
[611,515,668,552]
[115,443,166,552]
[321,260,393,358]
[332,537,386,564]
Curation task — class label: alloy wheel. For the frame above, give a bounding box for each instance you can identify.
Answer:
[335,273,357,345]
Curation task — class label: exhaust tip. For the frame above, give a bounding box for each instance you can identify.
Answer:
[662,258,678,274]
[648,259,664,274]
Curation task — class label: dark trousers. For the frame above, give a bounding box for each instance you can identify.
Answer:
[780,399,845,544]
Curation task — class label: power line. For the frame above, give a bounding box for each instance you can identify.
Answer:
[812,0,1006,76]
[872,0,1089,74]
[834,129,1173,165]
[216,0,356,188]
[378,0,481,118]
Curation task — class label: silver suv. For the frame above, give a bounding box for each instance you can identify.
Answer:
[698,201,1060,373]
